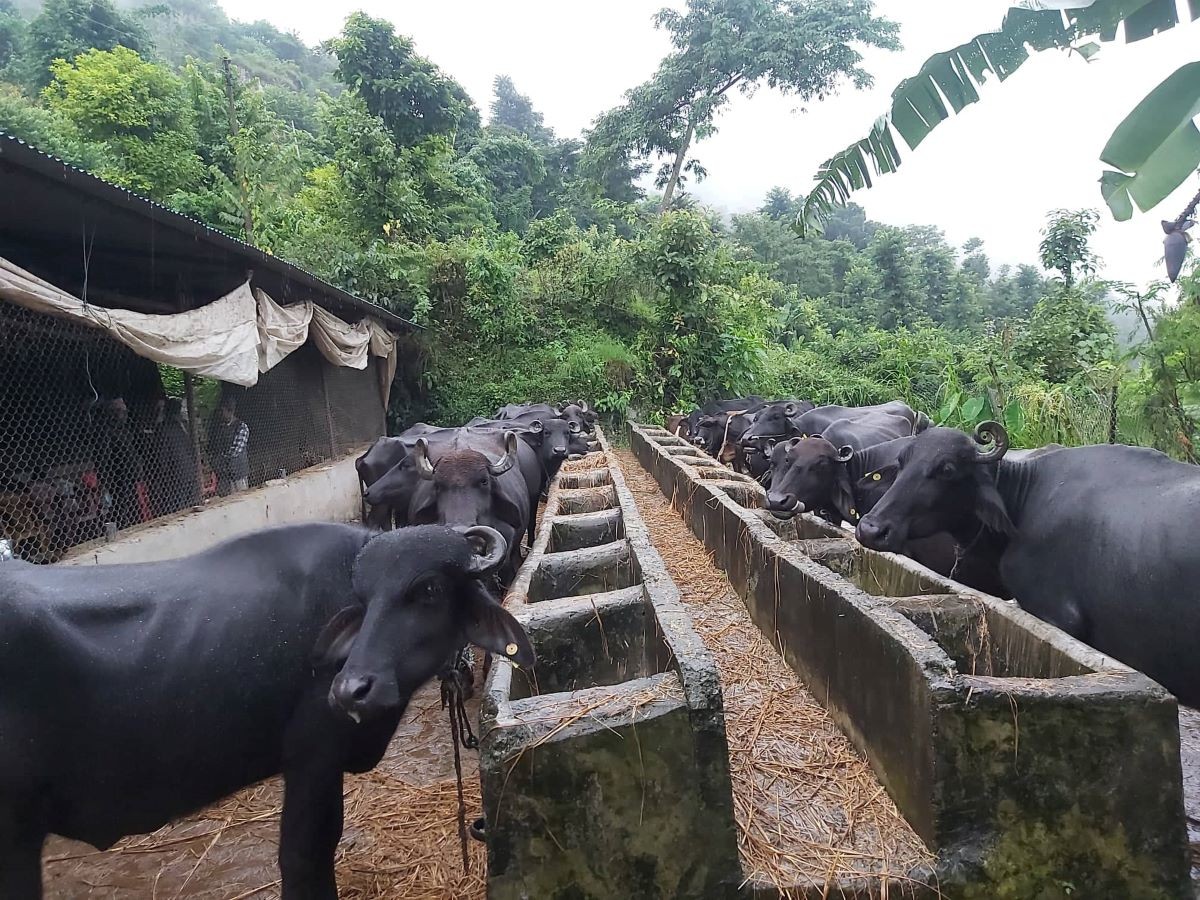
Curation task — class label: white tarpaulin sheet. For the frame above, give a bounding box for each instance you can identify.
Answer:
[256,286,312,373]
[0,256,398,388]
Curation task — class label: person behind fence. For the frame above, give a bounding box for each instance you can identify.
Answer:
[151,398,201,515]
[208,396,250,496]
[99,397,145,528]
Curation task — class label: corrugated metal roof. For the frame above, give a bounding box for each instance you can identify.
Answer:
[0,132,418,332]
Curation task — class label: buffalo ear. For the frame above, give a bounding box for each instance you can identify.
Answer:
[976,479,1016,535]
[461,582,535,667]
[312,605,364,669]
[831,463,857,522]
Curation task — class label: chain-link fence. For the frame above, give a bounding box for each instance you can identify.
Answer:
[0,299,386,562]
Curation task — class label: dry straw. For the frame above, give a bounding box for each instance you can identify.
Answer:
[43,686,489,900]
[613,449,936,897]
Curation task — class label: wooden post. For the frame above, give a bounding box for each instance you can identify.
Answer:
[1109,383,1119,444]
[184,372,203,503]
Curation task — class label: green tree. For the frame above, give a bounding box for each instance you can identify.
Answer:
[0,0,23,73]
[43,46,201,199]
[822,201,876,249]
[760,186,797,221]
[961,236,991,286]
[331,13,473,148]
[1015,287,1115,383]
[489,74,553,144]
[1039,208,1100,288]
[467,127,547,233]
[603,0,899,211]
[24,0,149,89]
[867,226,921,330]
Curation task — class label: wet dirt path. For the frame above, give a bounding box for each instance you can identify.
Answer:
[43,678,487,900]
[612,449,933,892]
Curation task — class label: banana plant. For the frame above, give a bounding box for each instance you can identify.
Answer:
[799,0,1200,236]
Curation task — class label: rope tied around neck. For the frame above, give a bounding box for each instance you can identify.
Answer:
[439,646,479,874]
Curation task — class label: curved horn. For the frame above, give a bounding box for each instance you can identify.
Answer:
[973,421,1009,463]
[530,419,544,434]
[579,401,589,414]
[456,525,507,575]
[415,438,435,480]
[837,445,854,463]
[568,420,581,433]
[488,432,518,476]
[784,402,797,416]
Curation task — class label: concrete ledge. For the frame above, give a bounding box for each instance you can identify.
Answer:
[60,449,367,565]
[630,421,1189,898]
[480,430,741,899]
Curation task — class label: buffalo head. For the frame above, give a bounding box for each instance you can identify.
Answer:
[764,437,854,522]
[410,432,523,534]
[324,525,534,723]
[740,402,802,447]
[856,422,1014,553]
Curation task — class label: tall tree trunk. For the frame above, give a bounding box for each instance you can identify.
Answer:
[659,116,696,213]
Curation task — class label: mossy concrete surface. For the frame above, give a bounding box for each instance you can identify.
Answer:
[480,428,741,899]
[631,422,1191,899]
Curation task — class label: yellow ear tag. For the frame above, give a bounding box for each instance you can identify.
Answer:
[872,473,881,481]
[850,508,857,518]
[801,434,808,439]
[505,643,519,657]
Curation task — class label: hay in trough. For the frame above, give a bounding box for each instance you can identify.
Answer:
[561,451,607,473]
[43,681,487,899]
[613,449,935,895]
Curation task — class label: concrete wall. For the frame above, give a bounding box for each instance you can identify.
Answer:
[61,449,366,566]
[631,423,1191,899]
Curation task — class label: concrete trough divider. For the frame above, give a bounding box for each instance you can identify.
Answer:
[479,427,741,900]
[630,422,1190,898]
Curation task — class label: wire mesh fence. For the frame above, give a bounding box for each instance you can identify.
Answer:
[0,299,385,563]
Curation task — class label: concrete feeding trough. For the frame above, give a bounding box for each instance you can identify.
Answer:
[631,422,1191,899]
[479,429,742,900]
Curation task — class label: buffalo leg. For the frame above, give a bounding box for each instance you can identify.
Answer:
[279,762,344,900]
[0,826,43,899]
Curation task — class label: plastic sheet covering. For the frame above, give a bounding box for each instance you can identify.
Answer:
[0,256,398,388]
[256,286,312,373]
[0,256,260,386]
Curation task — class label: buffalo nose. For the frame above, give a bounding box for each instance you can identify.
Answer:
[552,446,568,457]
[856,518,890,549]
[331,674,376,720]
[766,491,794,511]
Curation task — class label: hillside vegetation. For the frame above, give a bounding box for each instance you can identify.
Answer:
[1,0,1197,456]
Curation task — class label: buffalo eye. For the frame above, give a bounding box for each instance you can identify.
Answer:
[414,579,444,605]
[934,461,957,480]
[478,477,489,488]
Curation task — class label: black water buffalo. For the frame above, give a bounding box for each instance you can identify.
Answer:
[355,425,442,528]
[496,402,595,435]
[558,401,596,434]
[495,402,557,420]
[763,412,923,523]
[856,423,1200,705]
[0,523,533,899]
[469,414,586,545]
[680,396,764,443]
[364,429,533,580]
[742,400,923,448]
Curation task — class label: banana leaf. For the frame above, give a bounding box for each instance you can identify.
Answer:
[799,0,1200,234]
[1099,61,1200,221]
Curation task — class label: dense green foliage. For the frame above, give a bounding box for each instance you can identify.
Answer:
[0,0,1196,457]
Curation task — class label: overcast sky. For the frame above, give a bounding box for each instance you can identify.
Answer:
[225,0,1199,288]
